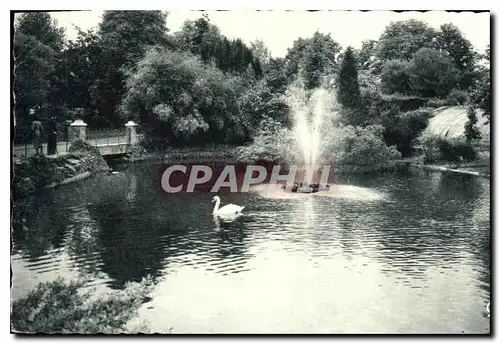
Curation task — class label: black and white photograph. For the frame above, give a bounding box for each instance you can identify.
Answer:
[10,8,491,334]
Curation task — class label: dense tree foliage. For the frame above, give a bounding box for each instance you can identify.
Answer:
[239,80,291,134]
[13,11,489,167]
[380,48,459,98]
[356,39,378,70]
[284,32,341,89]
[336,47,361,110]
[120,48,248,148]
[464,106,482,143]
[62,28,104,126]
[408,48,459,98]
[332,125,400,173]
[251,39,271,67]
[376,19,438,63]
[263,57,289,94]
[174,16,262,79]
[380,60,412,95]
[380,108,432,157]
[95,11,170,127]
[436,23,477,89]
[13,12,66,141]
[470,45,491,121]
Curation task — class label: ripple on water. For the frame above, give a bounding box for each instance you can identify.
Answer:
[11,168,490,334]
[250,183,385,201]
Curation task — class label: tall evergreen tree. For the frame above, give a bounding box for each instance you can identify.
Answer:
[464,106,482,144]
[336,47,361,110]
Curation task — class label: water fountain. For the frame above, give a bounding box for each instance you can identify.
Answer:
[251,80,384,201]
[284,81,338,191]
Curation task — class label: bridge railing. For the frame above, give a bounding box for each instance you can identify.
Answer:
[86,129,128,147]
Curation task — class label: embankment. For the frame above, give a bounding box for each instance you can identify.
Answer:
[12,140,110,200]
[121,145,241,164]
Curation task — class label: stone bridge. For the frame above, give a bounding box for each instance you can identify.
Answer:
[13,119,140,158]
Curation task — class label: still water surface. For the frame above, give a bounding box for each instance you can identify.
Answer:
[11,162,490,333]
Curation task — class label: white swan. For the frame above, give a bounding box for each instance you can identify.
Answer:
[212,196,245,215]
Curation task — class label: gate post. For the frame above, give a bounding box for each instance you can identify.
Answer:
[125,120,138,146]
[69,119,87,142]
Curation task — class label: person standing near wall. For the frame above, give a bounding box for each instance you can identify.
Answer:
[31,115,44,156]
[47,116,58,155]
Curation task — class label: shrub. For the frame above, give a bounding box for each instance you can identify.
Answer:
[239,80,291,135]
[237,117,295,164]
[324,125,400,174]
[438,139,477,162]
[365,92,429,119]
[421,135,477,163]
[426,98,450,108]
[446,89,469,105]
[464,106,482,142]
[380,60,413,95]
[11,276,154,334]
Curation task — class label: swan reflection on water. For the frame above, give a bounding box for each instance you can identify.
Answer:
[213,213,245,256]
[213,212,244,232]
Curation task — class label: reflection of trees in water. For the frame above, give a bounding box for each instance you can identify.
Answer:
[12,165,255,290]
[465,180,490,297]
[85,166,254,288]
[87,196,168,289]
[11,190,71,259]
[64,206,105,279]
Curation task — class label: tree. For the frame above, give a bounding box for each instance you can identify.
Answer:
[356,39,378,70]
[15,12,65,52]
[336,47,361,110]
[285,32,341,89]
[63,27,105,127]
[175,17,261,78]
[250,39,271,66]
[380,59,412,95]
[239,80,290,134]
[299,32,341,89]
[95,10,170,127]
[376,19,438,63]
[464,106,482,143]
[380,108,432,157]
[99,10,169,68]
[484,44,490,62]
[263,57,289,94]
[326,125,400,173]
[407,48,459,98]
[120,48,248,148]
[284,37,309,81]
[13,12,66,142]
[436,23,478,89]
[470,45,491,121]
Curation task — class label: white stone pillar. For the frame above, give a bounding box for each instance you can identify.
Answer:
[69,119,87,142]
[125,120,138,146]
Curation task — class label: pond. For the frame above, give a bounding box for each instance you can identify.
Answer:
[11,162,491,334]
